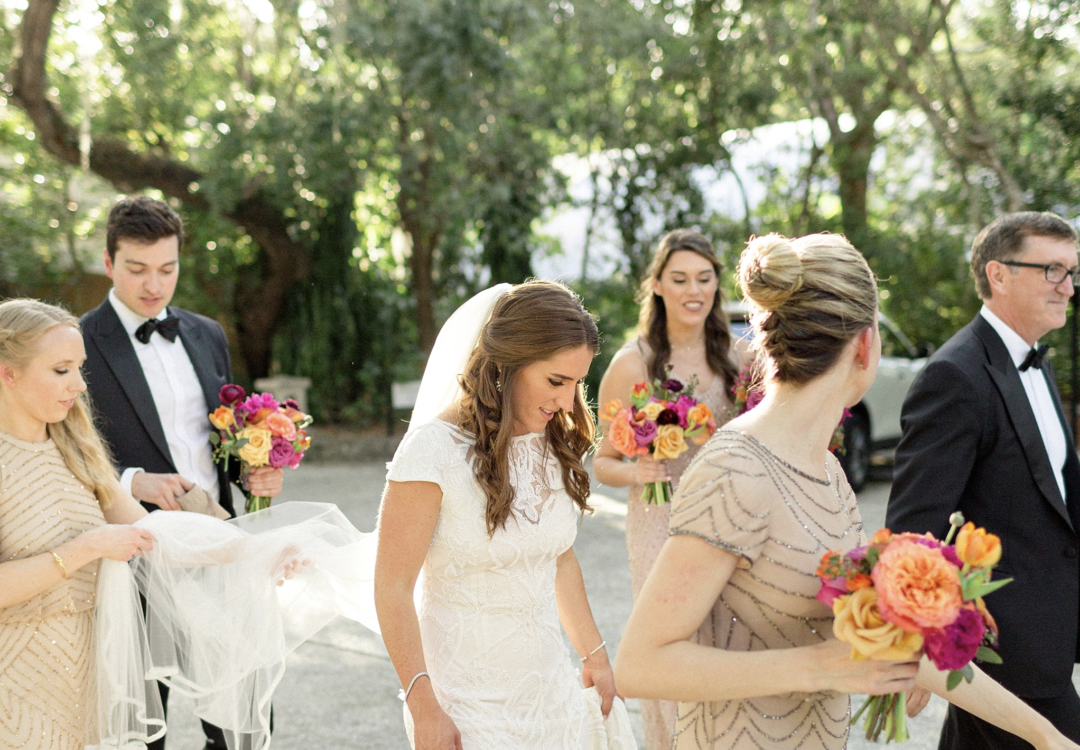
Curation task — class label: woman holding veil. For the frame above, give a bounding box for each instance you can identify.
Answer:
[614,234,1080,750]
[375,280,635,749]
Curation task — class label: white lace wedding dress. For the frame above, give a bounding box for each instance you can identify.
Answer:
[386,419,636,749]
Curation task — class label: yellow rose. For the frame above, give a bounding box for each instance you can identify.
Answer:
[652,424,688,461]
[236,427,272,467]
[640,401,665,420]
[833,587,924,661]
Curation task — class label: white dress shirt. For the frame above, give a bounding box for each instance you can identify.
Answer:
[981,306,1068,502]
[109,290,220,500]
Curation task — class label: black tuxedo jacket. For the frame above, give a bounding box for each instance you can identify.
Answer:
[81,299,237,517]
[886,314,1080,697]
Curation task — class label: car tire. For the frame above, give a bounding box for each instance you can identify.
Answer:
[838,412,871,493]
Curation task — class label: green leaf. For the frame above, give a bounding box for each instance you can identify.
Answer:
[946,670,963,691]
[976,646,1003,664]
[865,546,880,567]
[961,664,974,683]
[209,431,220,446]
[965,577,1013,600]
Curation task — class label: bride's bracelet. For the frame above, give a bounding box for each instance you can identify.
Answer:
[398,671,430,703]
[580,640,606,663]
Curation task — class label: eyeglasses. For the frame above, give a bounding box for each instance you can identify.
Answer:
[1000,260,1080,286]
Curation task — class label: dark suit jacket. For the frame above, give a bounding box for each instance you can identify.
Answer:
[81,299,237,517]
[886,314,1080,697]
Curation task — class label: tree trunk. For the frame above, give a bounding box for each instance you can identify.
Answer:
[7,0,308,379]
[830,128,875,250]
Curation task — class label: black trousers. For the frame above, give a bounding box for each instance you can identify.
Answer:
[938,684,1080,749]
[147,681,228,750]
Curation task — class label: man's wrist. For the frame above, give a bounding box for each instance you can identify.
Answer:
[120,467,145,495]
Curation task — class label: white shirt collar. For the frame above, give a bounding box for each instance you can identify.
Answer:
[108,288,169,338]
[980,305,1037,370]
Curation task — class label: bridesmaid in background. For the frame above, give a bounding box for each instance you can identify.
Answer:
[594,229,743,750]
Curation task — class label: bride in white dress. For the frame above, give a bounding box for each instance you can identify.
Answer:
[375,281,636,750]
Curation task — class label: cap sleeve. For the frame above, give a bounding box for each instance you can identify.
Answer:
[669,433,772,568]
[385,421,455,489]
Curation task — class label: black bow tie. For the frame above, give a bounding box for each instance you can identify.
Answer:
[134,315,180,345]
[1019,344,1049,372]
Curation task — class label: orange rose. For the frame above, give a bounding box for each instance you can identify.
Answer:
[209,406,235,430]
[608,410,647,458]
[955,522,1002,568]
[653,424,688,461]
[248,406,273,426]
[872,528,893,545]
[599,399,624,422]
[265,411,298,440]
[687,403,712,426]
[872,537,963,633]
[833,587,924,661]
[846,573,873,591]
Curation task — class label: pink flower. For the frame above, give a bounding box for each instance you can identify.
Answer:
[674,395,695,429]
[632,419,658,447]
[816,577,850,608]
[268,436,298,469]
[924,607,985,671]
[242,392,279,415]
[219,384,246,406]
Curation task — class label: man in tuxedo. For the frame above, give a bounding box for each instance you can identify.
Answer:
[81,196,283,750]
[887,211,1080,749]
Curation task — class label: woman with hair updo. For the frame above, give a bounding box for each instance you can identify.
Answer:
[613,234,1080,750]
[375,280,636,750]
[0,299,156,749]
[594,229,742,749]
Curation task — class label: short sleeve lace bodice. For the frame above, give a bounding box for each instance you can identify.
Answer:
[667,431,864,750]
[386,419,635,749]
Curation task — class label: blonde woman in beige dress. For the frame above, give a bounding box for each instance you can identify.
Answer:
[595,230,742,750]
[0,300,155,750]
[614,234,1080,750]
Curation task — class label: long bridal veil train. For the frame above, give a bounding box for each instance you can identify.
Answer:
[90,502,379,750]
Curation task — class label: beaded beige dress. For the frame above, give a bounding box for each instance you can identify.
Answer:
[622,339,738,750]
[0,431,105,750]
[668,431,864,750]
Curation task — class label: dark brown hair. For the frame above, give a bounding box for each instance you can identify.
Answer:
[106,196,184,261]
[457,280,599,534]
[738,233,877,384]
[636,229,739,392]
[971,211,1078,299]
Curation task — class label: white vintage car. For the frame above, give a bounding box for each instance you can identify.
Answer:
[726,304,929,491]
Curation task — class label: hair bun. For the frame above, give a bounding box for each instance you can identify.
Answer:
[738,234,803,311]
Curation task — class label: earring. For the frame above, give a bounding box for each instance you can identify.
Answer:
[495,378,502,393]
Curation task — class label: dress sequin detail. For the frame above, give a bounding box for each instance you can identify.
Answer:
[0,431,105,749]
[668,431,864,750]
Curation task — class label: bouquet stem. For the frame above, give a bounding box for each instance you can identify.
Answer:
[245,494,272,514]
[642,480,672,505]
[853,692,908,743]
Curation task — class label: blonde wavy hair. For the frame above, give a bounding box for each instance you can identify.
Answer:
[737,233,878,384]
[0,299,122,509]
[457,281,599,535]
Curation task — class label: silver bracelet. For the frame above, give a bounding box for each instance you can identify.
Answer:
[580,640,606,663]
[398,671,430,702]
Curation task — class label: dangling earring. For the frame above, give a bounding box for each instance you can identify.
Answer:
[495,378,502,393]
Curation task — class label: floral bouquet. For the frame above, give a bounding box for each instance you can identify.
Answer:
[600,375,717,504]
[816,512,1009,743]
[208,384,313,513]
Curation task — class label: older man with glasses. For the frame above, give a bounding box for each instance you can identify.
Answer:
[887,211,1080,750]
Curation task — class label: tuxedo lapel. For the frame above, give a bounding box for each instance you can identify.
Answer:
[977,317,1073,530]
[87,302,173,466]
[177,313,224,413]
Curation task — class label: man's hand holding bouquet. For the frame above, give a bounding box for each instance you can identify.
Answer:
[208,384,313,513]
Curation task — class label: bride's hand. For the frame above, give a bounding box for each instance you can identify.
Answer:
[807,639,920,696]
[271,545,309,586]
[411,700,463,750]
[581,650,617,718]
[635,454,669,485]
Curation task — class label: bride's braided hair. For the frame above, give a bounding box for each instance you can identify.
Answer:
[457,281,599,535]
[0,299,122,509]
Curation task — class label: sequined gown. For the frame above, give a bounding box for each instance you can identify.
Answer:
[621,340,737,750]
[668,431,864,750]
[0,431,105,750]
[386,419,636,749]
